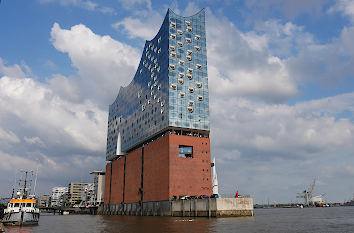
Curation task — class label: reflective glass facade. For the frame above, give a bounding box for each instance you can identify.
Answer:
[106,9,209,161]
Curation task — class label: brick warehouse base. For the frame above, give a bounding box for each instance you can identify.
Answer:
[104,133,212,205]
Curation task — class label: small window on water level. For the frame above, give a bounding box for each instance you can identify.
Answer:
[179,146,193,158]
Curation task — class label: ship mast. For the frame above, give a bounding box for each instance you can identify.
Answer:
[23,170,28,198]
[33,167,39,197]
[11,172,17,199]
[18,170,33,199]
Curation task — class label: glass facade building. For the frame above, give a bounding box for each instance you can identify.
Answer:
[106,9,209,161]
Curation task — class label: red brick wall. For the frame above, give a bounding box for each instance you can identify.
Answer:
[169,134,212,199]
[110,157,125,204]
[104,163,111,205]
[143,135,170,202]
[104,134,212,204]
[124,149,142,203]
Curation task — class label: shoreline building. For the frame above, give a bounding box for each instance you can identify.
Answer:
[104,9,211,206]
[38,195,50,208]
[90,171,105,206]
[68,182,92,206]
[50,187,68,207]
[80,183,94,207]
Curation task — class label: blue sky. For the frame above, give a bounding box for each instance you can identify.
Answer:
[0,0,354,204]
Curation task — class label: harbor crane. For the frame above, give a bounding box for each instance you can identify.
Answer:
[296,177,317,206]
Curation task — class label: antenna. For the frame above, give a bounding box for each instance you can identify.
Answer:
[33,167,39,197]
[11,172,17,198]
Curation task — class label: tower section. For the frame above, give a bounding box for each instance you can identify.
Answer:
[106,9,209,161]
[167,9,209,134]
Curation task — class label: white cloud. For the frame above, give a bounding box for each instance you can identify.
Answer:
[286,25,354,86]
[210,93,354,202]
[116,0,152,11]
[47,74,81,102]
[24,136,45,147]
[328,0,354,22]
[37,0,114,14]
[0,127,20,143]
[206,11,299,102]
[0,148,105,196]
[0,69,108,195]
[0,58,27,79]
[112,11,163,40]
[0,76,107,152]
[50,23,141,105]
[0,150,38,172]
[211,93,354,161]
[181,2,200,17]
[245,0,331,19]
[253,19,315,57]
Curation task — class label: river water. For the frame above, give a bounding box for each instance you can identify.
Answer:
[3,206,354,233]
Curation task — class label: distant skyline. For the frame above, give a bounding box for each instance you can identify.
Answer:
[0,0,354,204]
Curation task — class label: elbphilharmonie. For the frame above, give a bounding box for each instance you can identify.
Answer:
[103,9,253,216]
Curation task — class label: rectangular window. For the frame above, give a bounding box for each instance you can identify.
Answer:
[179,146,193,158]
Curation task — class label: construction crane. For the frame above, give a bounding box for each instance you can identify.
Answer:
[296,177,316,206]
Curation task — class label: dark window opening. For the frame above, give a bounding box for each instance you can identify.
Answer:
[179,145,193,158]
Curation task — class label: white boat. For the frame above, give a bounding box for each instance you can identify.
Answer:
[1,170,40,226]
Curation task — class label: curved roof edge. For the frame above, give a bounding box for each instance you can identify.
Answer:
[168,8,205,19]
[143,8,206,43]
[110,8,205,108]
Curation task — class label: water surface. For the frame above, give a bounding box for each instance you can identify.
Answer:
[3,206,354,233]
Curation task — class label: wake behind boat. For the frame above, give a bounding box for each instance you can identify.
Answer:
[1,170,40,226]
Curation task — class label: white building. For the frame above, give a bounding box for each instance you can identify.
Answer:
[51,187,68,207]
[80,183,94,207]
[90,171,105,206]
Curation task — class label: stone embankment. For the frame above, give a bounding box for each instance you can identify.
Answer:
[103,198,254,217]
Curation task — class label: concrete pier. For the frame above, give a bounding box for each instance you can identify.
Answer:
[103,198,253,217]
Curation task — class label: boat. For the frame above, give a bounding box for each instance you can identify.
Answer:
[349,196,354,206]
[311,195,325,207]
[1,170,40,226]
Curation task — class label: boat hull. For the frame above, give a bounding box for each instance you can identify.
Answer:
[2,211,39,226]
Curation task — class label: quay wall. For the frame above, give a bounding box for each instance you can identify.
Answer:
[103,198,254,217]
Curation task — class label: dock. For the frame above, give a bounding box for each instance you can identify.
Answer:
[39,206,97,215]
[103,198,254,217]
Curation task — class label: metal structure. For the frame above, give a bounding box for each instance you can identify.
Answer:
[296,177,317,206]
[211,157,219,196]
